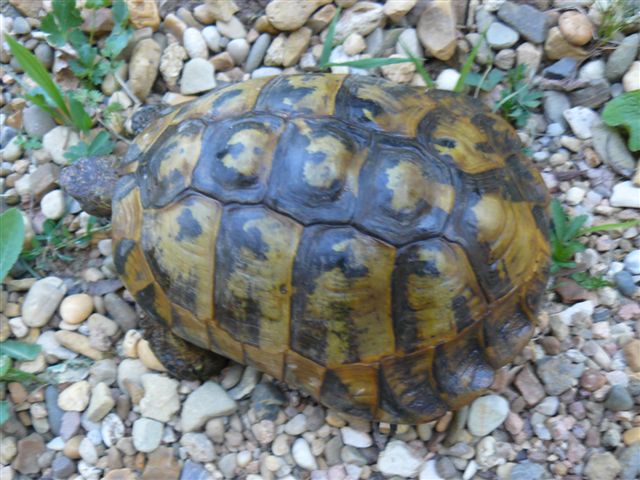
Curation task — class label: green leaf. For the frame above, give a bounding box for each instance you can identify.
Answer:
[602,91,640,151]
[41,0,83,46]
[319,6,342,69]
[0,355,11,377]
[87,131,114,156]
[64,141,91,161]
[102,26,133,59]
[86,0,110,9]
[4,34,71,119]
[550,199,567,241]
[326,57,414,69]
[0,340,41,361]
[69,98,93,132]
[0,208,25,281]
[1,368,42,383]
[112,0,129,24]
[464,69,505,92]
[0,400,8,426]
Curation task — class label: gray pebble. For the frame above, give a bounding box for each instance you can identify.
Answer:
[606,34,639,81]
[180,459,211,480]
[604,385,633,411]
[619,444,640,480]
[486,22,519,48]
[245,33,271,73]
[497,1,548,44]
[543,57,578,80]
[51,456,75,479]
[45,385,64,437]
[510,461,546,480]
[436,456,459,478]
[34,43,53,70]
[543,91,570,126]
[104,293,138,331]
[23,106,56,139]
[12,17,31,35]
[614,271,638,297]
[227,38,249,64]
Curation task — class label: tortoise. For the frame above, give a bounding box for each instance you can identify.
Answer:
[63,73,550,424]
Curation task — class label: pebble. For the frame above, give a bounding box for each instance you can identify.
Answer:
[52,456,75,478]
[467,395,509,436]
[245,33,271,73]
[606,34,639,82]
[55,330,104,360]
[343,33,367,56]
[558,10,593,46]
[591,125,636,177]
[333,1,384,43]
[140,373,180,422]
[216,15,246,39]
[181,381,237,432]
[180,58,216,95]
[1,136,22,162]
[85,381,115,422]
[584,452,621,480]
[377,440,422,477]
[543,57,578,80]
[381,55,416,83]
[544,26,588,60]
[284,413,307,436]
[420,459,444,480]
[79,436,98,464]
[227,38,250,64]
[623,61,640,91]
[128,39,161,101]
[396,28,422,58]
[202,25,221,52]
[41,189,67,220]
[181,460,210,480]
[580,59,606,81]
[22,105,56,138]
[497,1,547,44]
[383,0,417,22]
[610,181,640,208]
[42,126,81,165]
[619,444,640,479]
[566,186,586,205]
[132,417,163,453]
[228,366,260,399]
[59,293,94,325]
[104,293,137,332]
[605,385,634,411]
[101,413,125,448]
[266,0,330,31]
[563,106,599,139]
[58,381,91,412]
[159,43,187,88]
[13,433,45,475]
[341,427,373,448]
[22,277,67,328]
[180,432,216,463]
[516,42,542,76]
[486,21,519,48]
[292,438,318,470]
[183,28,208,59]
[538,354,584,395]
[510,461,546,480]
[417,0,457,60]
[435,69,461,91]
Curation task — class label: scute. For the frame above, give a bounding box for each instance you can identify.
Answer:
[113,73,551,425]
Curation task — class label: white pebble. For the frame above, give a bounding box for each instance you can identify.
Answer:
[292,438,317,471]
[435,69,460,91]
[41,189,67,220]
[183,28,208,59]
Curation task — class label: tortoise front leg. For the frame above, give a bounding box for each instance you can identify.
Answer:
[139,314,228,380]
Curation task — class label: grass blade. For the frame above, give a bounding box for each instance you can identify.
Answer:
[0,208,24,281]
[319,6,342,69]
[580,219,640,235]
[399,40,435,88]
[325,57,414,69]
[454,30,486,93]
[4,34,71,119]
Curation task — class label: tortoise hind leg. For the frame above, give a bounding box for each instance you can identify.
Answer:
[139,314,228,380]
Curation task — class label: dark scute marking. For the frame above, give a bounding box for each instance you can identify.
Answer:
[290,226,371,364]
[452,295,474,332]
[135,283,163,325]
[471,113,497,131]
[112,175,136,203]
[434,137,457,149]
[524,265,550,313]
[256,75,317,114]
[193,115,282,203]
[433,335,494,399]
[532,204,551,238]
[141,231,174,295]
[176,208,203,241]
[354,143,453,245]
[320,370,373,418]
[265,118,361,225]
[214,205,273,346]
[335,75,388,128]
[210,88,243,116]
[484,305,534,365]
[113,239,135,277]
[474,142,495,154]
[121,143,142,166]
[379,354,448,422]
[392,242,440,352]
[463,169,524,202]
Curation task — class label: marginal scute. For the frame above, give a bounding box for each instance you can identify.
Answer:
[291,226,396,367]
[379,348,448,423]
[320,365,378,419]
[266,118,366,224]
[284,350,326,399]
[193,115,284,203]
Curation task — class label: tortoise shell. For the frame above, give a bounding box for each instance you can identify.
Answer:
[112,74,550,424]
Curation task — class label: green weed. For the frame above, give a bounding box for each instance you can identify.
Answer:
[0,341,43,425]
[493,64,542,128]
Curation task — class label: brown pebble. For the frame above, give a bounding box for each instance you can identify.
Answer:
[142,446,181,480]
[435,411,453,432]
[558,10,593,46]
[580,369,606,391]
[623,339,640,372]
[8,382,28,404]
[540,336,562,355]
[103,468,138,480]
[64,435,84,459]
